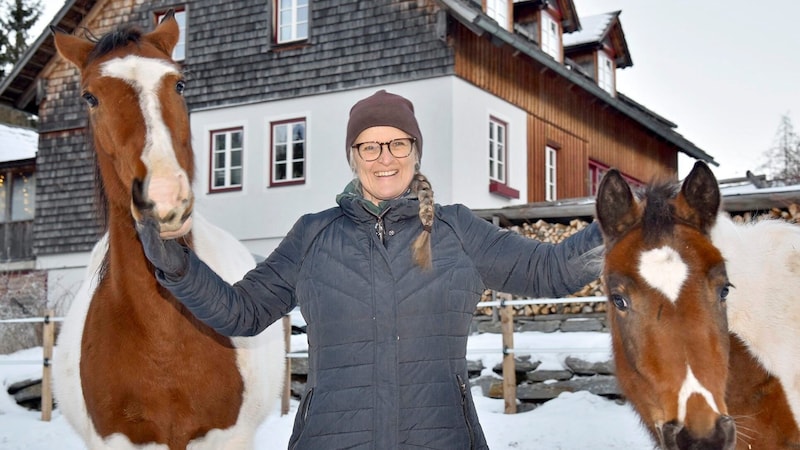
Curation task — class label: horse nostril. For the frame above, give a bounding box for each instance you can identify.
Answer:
[131,178,154,213]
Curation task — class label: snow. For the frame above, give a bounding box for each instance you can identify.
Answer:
[0,123,37,163]
[0,329,655,449]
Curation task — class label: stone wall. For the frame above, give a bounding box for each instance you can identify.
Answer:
[0,270,48,354]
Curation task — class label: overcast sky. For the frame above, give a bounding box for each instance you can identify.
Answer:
[35,0,800,180]
[574,0,800,180]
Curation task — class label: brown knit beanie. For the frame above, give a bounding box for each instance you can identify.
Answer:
[346,90,423,162]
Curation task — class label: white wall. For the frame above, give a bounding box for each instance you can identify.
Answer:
[191,76,530,256]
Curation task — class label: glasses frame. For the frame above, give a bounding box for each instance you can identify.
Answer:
[352,137,416,162]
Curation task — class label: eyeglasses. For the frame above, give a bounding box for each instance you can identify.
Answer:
[352,138,416,162]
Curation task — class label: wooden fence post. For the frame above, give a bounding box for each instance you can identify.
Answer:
[41,309,55,422]
[500,302,517,414]
[282,315,291,415]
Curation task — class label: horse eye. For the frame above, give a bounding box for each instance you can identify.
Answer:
[175,80,186,95]
[610,294,629,311]
[82,92,98,107]
[719,283,733,302]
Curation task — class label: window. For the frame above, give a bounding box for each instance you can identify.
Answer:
[271,119,306,186]
[597,51,615,95]
[155,9,187,61]
[541,10,561,62]
[0,169,35,222]
[276,0,309,44]
[489,118,507,183]
[0,167,35,261]
[589,160,643,196]
[588,160,610,196]
[209,128,244,192]
[545,145,557,201]
[485,0,509,29]
[488,117,519,199]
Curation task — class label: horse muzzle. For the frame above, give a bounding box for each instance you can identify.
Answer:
[131,177,194,238]
[659,415,736,450]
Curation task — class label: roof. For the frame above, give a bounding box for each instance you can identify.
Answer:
[0,0,99,115]
[563,11,632,69]
[437,0,715,166]
[0,123,37,163]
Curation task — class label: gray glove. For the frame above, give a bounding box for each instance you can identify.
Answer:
[135,216,188,277]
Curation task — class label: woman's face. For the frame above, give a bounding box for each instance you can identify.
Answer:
[352,126,417,206]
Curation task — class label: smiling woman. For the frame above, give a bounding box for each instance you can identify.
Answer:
[134,88,606,449]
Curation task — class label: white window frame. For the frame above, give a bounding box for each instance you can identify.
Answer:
[597,51,615,95]
[155,9,187,61]
[485,0,509,30]
[209,128,244,192]
[276,0,309,44]
[541,10,562,62]
[489,117,507,184]
[271,118,306,186]
[545,145,557,201]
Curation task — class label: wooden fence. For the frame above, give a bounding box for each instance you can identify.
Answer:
[1,298,606,421]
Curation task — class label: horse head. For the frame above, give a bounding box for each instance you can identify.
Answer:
[596,161,736,450]
[53,11,194,239]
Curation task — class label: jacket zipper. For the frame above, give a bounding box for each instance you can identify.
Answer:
[457,374,476,450]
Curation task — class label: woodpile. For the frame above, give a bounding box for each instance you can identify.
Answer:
[477,203,800,318]
[477,218,605,318]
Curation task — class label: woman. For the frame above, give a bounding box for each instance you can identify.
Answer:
[137,89,604,449]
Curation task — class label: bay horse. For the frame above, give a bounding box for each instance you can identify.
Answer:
[595,161,800,449]
[51,12,285,449]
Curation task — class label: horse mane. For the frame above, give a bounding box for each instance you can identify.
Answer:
[638,180,680,246]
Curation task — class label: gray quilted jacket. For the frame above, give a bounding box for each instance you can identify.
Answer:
[158,190,603,449]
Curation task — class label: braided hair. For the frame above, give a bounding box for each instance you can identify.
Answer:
[410,171,434,269]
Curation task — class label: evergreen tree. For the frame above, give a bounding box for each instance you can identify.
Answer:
[758,113,800,184]
[0,0,43,79]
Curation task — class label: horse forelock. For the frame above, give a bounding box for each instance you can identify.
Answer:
[640,181,680,247]
[86,25,144,64]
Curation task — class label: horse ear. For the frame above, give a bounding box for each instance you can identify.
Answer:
[52,28,95,70]
[677,161,720,232]
[147,9,180,57]
[596,169,640,244]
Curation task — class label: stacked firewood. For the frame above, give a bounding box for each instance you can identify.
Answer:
[476,203,800,318]
[477,218,605,317]
[730,203,799,223]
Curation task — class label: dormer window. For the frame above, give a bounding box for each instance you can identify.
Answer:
[485,0,510,30]
[540,10,561,62]
[597,51,615,95]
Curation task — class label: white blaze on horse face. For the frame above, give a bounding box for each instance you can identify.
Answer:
[677,365,720,423]
[101,55,191,224]
[638,246,688,303]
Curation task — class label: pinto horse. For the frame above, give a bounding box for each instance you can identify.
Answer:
[596,161,800,449]
[52,13,285,449]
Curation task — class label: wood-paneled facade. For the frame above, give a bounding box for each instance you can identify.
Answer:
[449,19,682,201]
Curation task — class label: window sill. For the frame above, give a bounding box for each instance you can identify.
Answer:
[489,181,520,199]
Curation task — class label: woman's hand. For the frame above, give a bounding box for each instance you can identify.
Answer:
[135,216,188,277]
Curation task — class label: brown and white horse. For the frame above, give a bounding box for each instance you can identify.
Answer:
[596,161,800,449]
[52,13,285,449]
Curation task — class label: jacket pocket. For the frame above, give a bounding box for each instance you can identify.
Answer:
[288,388,314,450]
[456,375,476,450]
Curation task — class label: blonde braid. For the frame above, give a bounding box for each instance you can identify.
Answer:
[410,172,434,269]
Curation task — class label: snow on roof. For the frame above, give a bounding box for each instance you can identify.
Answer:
[563,12,616,47]
[0,123,37,163]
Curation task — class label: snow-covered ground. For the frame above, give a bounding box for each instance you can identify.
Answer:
[0,330,655,449]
